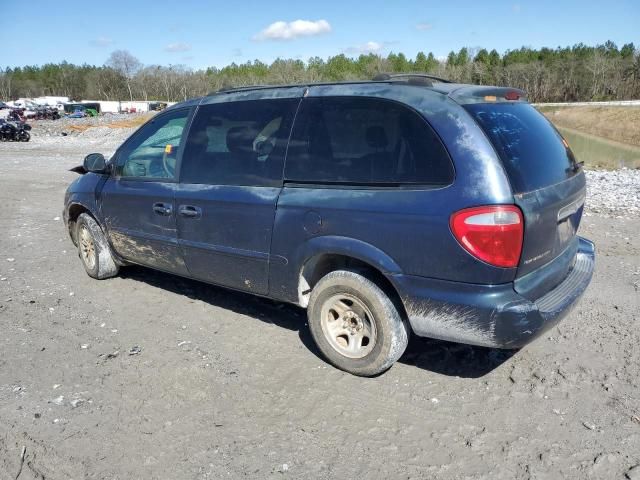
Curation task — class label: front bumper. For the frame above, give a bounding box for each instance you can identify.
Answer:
[392,237,595,349]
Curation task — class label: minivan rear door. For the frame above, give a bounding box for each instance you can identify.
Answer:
[464,101,585,287]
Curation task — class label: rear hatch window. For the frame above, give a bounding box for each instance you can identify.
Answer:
[465,103,580,193]
[465,102,586,282]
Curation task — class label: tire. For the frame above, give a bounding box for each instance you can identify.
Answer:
[19,131,30,142]
[307,270,409,376]
[75,213,119,279]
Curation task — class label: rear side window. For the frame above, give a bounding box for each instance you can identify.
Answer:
[181,99,298,186]
[465,103,580,193]
[284,97,453,185]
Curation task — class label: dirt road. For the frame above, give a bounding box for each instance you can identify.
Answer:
[1,136,639,479]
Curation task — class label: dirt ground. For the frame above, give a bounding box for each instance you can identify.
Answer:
[1,135,639,479]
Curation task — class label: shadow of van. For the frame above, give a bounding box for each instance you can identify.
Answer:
[119,265,515,379]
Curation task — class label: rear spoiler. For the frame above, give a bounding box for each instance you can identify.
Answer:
[449,86,528,105]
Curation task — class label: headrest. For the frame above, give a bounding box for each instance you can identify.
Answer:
[189,129,209,148]
[365,126,388,149]
[226,126,255,154]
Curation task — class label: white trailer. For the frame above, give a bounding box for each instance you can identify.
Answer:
[34,96,69,106]
[82,100,154,113]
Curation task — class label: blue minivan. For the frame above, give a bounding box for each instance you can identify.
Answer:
[64,75,595,376]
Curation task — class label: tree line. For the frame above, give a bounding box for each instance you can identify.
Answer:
[1,41,639,104]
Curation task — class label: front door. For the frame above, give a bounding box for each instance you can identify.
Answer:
[175,97,300,294]
[100,107,192,275]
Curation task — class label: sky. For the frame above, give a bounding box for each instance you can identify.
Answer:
[1,0,638,69]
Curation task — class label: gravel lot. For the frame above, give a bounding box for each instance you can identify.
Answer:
[0,126,639,479]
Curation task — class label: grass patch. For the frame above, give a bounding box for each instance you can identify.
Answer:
[540,106,640,147]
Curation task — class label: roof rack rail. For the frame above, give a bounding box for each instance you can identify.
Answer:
[207,84,275,95]
[202,75,454,97]
[372,73,453,84]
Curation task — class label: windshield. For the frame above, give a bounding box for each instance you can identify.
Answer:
[465,103,580,193]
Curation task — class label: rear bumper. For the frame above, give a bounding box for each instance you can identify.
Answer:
[392,237,595,349]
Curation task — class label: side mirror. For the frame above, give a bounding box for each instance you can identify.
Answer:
[83,153,108,173]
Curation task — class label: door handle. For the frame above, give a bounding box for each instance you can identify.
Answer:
[152,202,172,216]
[178,205,202,218]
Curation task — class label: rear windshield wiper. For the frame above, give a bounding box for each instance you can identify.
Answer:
[568,161,584,173]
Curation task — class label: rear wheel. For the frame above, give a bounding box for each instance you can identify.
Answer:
[308,270,409,376]
[75,213,119,279]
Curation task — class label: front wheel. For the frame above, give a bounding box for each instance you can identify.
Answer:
[75,213,119,279]
[307,270,409,376]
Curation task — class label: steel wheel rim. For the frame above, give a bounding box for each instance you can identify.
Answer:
[320,293,377,359]
[79,225,96,270]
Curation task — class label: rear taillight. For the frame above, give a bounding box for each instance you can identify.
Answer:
[504,91,520,101]
[450,205,524,268]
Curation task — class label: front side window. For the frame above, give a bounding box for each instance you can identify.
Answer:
[118,108,190,180]
[284,97,453,185]
[180,99,299,186]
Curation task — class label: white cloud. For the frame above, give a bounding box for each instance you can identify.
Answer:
[165,42,192,53]
[90,36,113,47]
[344,41,384,55]
[253,19,331,41]
[416,23,433,31]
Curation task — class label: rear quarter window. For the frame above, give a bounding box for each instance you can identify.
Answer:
[284,96,454,186]
[465,103,580,193]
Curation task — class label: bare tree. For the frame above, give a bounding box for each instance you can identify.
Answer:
[106,50,142,101]
[0,71,11,99]
[586,51,609,99]
[85,68,127,101]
